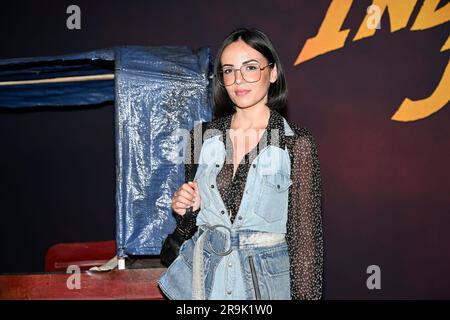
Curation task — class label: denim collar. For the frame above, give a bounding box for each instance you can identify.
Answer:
[206,108,288,151]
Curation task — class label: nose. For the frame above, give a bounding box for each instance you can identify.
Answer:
[234,69,243,84]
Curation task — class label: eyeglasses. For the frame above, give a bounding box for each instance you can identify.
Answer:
[217,62,274,86]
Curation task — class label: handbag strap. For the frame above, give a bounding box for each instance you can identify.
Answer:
[180,120,210,224]
[187,120,210,182]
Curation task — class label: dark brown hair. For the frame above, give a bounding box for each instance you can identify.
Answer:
[213,27,288,118]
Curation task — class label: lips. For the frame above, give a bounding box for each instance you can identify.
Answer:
[235,89,251,97]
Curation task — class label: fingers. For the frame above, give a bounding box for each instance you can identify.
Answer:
[189,181,200,200]
[173,194,194,207]
[173,201,192,211]
[189,181,198,190]
[181,183,196,197]
[178,187,196,202]
[172,183,196,210]
[189,181,199,195]
[172,180,202,215]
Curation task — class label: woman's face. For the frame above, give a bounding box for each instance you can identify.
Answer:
[220,40,278,110]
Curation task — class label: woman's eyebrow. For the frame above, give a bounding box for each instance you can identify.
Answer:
[222,59,260,67]
[242,59,260,65]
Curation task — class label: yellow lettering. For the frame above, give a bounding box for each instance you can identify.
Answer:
[391,58,449,121]
[441,35,450,52]
[411,0,450,30]
[294,0,353,66]
[353,0,417,41]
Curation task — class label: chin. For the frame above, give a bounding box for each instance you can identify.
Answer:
[230,97,253,108]
[234,104,255,110]
[232,98,263,110]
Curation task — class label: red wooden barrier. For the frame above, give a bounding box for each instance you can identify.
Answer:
[45,240,117,272]
[0,268,166,300]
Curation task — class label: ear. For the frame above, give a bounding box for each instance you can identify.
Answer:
[270,63,278,83]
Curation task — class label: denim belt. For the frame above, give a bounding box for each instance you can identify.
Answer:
[192,224,286,300]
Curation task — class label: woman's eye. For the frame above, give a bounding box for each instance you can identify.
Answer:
[246,65,258,71]
[223,69,233,74]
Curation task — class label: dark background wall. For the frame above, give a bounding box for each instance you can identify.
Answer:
[0,0,448,299]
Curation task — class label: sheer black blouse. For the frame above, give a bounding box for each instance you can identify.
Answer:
[177,109,323,300]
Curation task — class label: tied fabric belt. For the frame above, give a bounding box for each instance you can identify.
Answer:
[192,224,286,300]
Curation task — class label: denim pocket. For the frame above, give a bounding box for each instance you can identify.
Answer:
[259,246,291,300]
[260,246,290,276]
[262,171,292,193]
[254,171,292,222]
[179,235,212,274]
[179,237,195,268]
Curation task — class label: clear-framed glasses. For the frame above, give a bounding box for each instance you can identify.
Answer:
[217,62,274,86]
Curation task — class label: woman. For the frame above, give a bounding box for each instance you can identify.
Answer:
[158,27,323,300]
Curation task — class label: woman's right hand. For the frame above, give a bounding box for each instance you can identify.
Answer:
[171,181,201,216]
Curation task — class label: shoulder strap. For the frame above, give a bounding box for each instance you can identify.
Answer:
[187,121,210,181]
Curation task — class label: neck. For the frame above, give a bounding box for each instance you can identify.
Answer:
[232,105,271,131]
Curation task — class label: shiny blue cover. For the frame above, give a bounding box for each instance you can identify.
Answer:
[0,49,115,107]
[0,46,213,257]
[114,46,212,256]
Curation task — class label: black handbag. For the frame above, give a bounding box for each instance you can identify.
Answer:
[160,121,209,267]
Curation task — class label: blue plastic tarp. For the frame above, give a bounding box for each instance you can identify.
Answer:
[115,46,212,256]
[0,46,213,257]
[0,49,115,108]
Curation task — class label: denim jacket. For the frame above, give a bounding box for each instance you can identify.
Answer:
[158,115,296,300]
